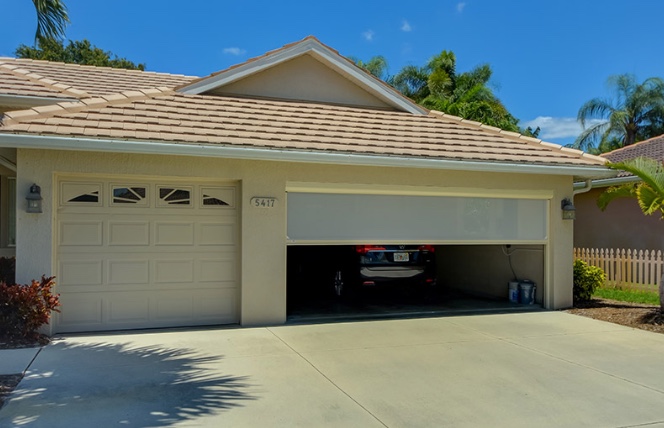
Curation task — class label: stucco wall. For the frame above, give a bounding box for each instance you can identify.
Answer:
[574,188,664,251]
[209,54,393,109]
[16,148,575,327]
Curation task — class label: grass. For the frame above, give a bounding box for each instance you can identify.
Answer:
[593,287,660,305]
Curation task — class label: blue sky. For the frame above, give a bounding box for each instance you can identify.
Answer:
[2,0,663,146]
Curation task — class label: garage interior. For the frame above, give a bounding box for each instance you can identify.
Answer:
[287,244,545,322]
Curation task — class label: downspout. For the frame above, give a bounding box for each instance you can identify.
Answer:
[573,179,592,195]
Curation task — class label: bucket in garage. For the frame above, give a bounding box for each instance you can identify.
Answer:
[508,281,520,303]
[519,280,536,305]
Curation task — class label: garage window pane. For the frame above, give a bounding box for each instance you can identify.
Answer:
[287,193,547,243]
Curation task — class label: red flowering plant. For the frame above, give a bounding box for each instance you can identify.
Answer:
[0,276,60,341]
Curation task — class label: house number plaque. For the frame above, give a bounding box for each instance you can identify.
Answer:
[251,197,277,208]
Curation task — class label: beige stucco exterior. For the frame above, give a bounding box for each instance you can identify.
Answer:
[15,147,576,332]
[208,54,394,109]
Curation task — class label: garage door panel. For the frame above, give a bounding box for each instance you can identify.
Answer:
[154,259,194,283]
[59,221,103,246]
[195,289,238,321]
[198,222,235,246]
[59,260,103,286]
[155,222,195,246]
[287,193,547,243]
[154,293,194,321]
[108,296,150,323]
[199,258,236,282]
[107,259,150,285]
[108,221,150,246]
[57,295,103,329]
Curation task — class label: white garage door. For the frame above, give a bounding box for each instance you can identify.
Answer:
[55,178,239,333]
[287,192,548,244]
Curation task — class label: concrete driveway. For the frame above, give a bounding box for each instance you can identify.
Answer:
[2,312,664,427]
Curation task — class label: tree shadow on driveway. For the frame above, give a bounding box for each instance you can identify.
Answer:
[0,340,256,427]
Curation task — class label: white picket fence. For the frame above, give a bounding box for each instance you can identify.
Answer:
[574,248,663,292]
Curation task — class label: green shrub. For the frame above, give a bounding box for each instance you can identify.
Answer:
[573,259,605,301]
[0,276,60,340]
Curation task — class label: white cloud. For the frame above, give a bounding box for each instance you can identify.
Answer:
[222,47,246,56]
[456,2,466,12]
[362,30,375,41]
[521,116,604,140]
[401,20,412,32]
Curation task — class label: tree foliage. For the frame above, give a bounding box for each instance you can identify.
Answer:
[31,0,69,42]
[388,50,521,132]
[351,56,389,81]
[574,74,664,153]
[15,39,145,70]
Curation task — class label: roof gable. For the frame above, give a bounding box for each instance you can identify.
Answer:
[178,37,427,114]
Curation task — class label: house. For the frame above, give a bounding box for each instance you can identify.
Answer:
[574,135,664,251]
[0,37,613,333]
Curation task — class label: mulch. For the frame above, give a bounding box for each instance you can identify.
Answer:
[566,298,664,333]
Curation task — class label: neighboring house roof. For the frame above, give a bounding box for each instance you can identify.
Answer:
[0,37,613,179]
[0,57,196,98]
[602,134,664,176]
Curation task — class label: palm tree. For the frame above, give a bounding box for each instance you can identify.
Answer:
[574,74,664,153]
[31,0,69,42]
[389,51,520,132]
[598,157,664,311]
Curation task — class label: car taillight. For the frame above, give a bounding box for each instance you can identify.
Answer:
[419,245,435,253]
[355,245,386,254]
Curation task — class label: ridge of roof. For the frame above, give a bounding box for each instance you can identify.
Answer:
[0,60,90,99]
[1,87,175,127]
[427,110,607,166]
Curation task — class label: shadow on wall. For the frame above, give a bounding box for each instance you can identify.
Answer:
[0,341,256,427]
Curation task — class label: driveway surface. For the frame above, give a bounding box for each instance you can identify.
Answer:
[2,312,664,427]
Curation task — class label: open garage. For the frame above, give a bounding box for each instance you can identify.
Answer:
[286,189,548,320]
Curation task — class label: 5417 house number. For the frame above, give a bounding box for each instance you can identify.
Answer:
[251,197,277,208]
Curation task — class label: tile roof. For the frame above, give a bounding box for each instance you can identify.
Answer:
[0,66,74,99]
[0,57,197,98]
[0,88,607,168]
[602,135,664,177]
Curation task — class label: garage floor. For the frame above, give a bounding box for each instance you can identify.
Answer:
[288,287,541,323]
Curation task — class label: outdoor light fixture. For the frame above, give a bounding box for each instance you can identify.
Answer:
[26,183,43,213]
[561,198,575,220]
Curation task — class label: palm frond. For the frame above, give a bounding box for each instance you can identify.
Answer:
[33,0,69,42]
[597,184,637,211]
[636,184,664,216]
[607,158,664,194]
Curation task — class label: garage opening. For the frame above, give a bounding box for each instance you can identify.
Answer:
[287,244,544,321]
[286,190,548,321]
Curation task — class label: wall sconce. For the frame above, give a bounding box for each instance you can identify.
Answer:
[26,183,43,213]
[561,198,575,220]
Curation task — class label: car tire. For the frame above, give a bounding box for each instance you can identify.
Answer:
[334,269,344,297]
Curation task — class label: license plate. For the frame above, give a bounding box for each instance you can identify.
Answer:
[393,252,409,262]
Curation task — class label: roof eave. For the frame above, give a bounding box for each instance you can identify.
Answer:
[0,133,615,179]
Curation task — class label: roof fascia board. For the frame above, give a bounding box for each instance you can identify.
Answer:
[0,94,77,108]
[178,39,427,115]
[0,133,615,179]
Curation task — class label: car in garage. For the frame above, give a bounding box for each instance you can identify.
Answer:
[332,245,437,296]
